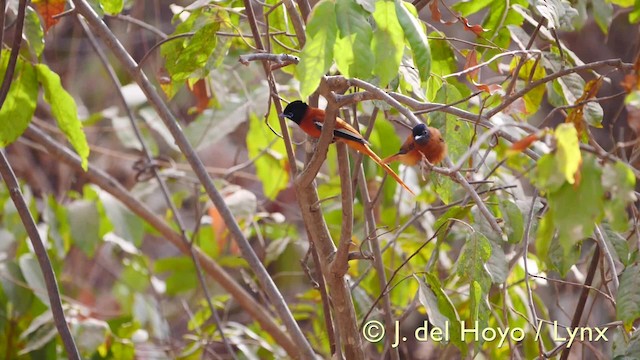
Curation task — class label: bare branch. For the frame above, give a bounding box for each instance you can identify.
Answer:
[0,150,81,360]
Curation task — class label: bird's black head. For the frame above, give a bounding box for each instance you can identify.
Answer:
[412,123,431,145]
[281,100,308,125]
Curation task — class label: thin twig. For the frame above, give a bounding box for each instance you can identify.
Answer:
[558,244,601,360]
[521,191,544,355]
[0,0,27,108]
[0,151,81,360]
[356,165,400,360]
[330,143,354,277]
[594,225,619,290]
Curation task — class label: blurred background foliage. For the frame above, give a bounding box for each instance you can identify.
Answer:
[1,0,640,358]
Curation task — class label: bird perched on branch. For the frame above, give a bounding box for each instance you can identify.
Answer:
[382,123,447,166]
[281,100,415,195]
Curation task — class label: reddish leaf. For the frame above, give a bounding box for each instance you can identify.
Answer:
[621,74,637,93]
[208,206,241,256]
[622,55,640,92]
[471,80,502,95]
[459,16,486,36]
[32,0,66,32]
[507,134,539,155]
[464,49,479,81]
[429,0,441,22]
[188,79,211,114]
[565,77,603,140]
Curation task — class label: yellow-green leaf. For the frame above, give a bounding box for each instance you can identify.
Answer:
[334,0,373,79]
[555,123,581,185]
[247,106,290,199]
[0,51,38,146]
[35,64,90,170]
[372,0,404,87]
[395,1,431,82]
[296,0,338,98]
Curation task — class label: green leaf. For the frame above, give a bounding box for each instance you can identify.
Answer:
[0,51,38,146]
[395,1,430,82]
[452,0,492,15]
[165,21,220,81]
[100,0,124,15]
[454,232,492,291]
[334,0,374,79]
[1,262,35,316]
[608,0,634,6]
[548,154,604,257]
[247,106,290,199]
[555,123,581,185]
[416,274,465,352]
[602,161,636,231]
[96,187,144,247]
[297,1,338,97]
[24,7,45,58]
[593,0,613,34]
[372,0,404,87]
[630,0,640,23]
[499,199,524,244]
[67,200,102,256]
[557,73,604,128]
[428,34,457,76]
[618,264,640,330]
[602,225,631,266]
[509,57,547,114]
[534,0,579,31]
[614,328,640,359]
[154,257,198,295]
[35,64,90,170]
[534,153,566,192]
[19,254,49,306]
[486,239,508,283]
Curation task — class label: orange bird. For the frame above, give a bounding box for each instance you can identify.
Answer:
[383,123,447,166]
[282,100,415,195]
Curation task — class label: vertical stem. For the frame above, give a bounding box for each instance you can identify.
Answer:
[0,0,27,107]
[0,151,80,360]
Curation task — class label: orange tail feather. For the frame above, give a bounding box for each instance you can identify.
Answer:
[347,141,415,196]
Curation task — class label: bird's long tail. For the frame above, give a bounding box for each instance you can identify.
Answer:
[382,153,401,164]
[349,142,415,196]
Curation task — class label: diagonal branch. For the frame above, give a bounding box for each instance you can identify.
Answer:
[0,150,81,360]
[69,1,314,357]
[23,124,300,356]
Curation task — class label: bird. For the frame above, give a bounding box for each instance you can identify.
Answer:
[382,123,447,166]
[281,100,415,195]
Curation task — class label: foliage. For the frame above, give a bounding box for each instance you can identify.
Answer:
[0,0,640,358]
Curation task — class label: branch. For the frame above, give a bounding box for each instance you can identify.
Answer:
[329,143,353,277]
[594,225,619,290]
[442,49,543,79]
[0,151,81,360]
[66,2,315,356]
[23,125,300,356]
[0,0,27,108]
[355,165,400,360]
[558,244,601,360]
[442,157,503,236]
[296,100,338,188]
